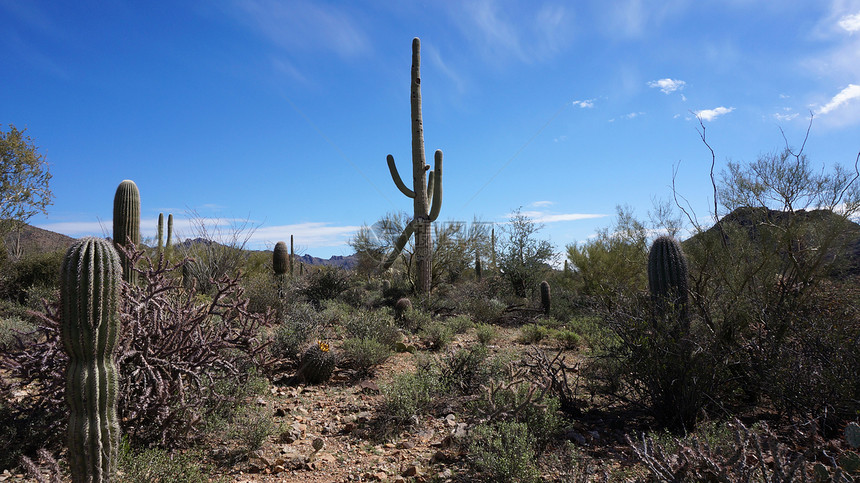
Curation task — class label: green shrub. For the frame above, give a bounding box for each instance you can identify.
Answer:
[468,421,539,482]
[552,329,582,350]
[270,303,321,360]
[0,315,35,350]
[242,271,281,314]
[465,296,506,324]
[342,337,391,375]
[518,324,548,344]
[437,344,490,395]
[475,323,498,345]
[228,404,277,454]
[398,307,431,333]
[446,314,474,334]
[381,366,440,426]
[420,320,453,351]
[344,309,401,348]
[300,266,351,307]
[118,441,218,483]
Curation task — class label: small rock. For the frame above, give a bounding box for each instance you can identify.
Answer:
[356,411,373,422]
[565,430,587,446]
[445,414,456,427]
[313,437,325,451]
[343,422,357,433]
[274,407,287,417]
[438,468,453,479]
[272,465,285,474]
[402,465,420,477]
[256,397,267,406]
[396,441,414,450]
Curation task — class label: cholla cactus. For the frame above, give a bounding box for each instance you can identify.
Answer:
[296,340,336,384]
[60,237,122,483]
[112,180,140,283]
[540,280,551,316]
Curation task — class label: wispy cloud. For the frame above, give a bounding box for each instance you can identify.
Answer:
[572,99,595,108]
[839,12,860,32]
[694,106,734,121]
[816,84,860,115]
[647,78,686,94]
[450,0,573,64]
[609,111,645,122]
[250,222,361,248]
[425,44,466,93]
[774,111,800,122]
[531,201,554,207]
[517,210,607,224]
[232,0,370,58]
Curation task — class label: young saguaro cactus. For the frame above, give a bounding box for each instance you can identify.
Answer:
[540,280,551,316]
[60,237,122,483]
[380,37,444,294]
[647,236,690,328]
[157,212,164,250]
[273,241,289,276]
[112,179,140,284]
[166,213,173,250]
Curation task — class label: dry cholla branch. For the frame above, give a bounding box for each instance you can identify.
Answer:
[627,419,820,482]
[522,347,583,416]
[478,362,548,423]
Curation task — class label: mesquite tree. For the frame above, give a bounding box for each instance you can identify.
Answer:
[380,37,443,294]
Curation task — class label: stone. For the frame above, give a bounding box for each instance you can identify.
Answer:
[402,465,420,477]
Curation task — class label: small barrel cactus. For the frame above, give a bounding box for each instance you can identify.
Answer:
[394,297,413,321]
[60,237,122,483]
[297,340,336,384]
[540,280,551,316]
[273,241,289,276]
[112,179,140,284]
[647,236,689,323]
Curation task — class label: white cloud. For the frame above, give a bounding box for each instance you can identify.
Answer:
[531,201,554,207]
[250,222,361,248]
[572,99,595,108]
[816,84,860,115]
[647,78,686,94]
[35,221,108,236]
[774,112,800,122]
[694,106,734,121]
[839,12,860,32]
[516,210,607,224]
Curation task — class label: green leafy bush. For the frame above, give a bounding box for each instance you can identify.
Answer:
[270,303,322,361]
[344,309,400,348]
[468,421,539,482]
[300,266,351,307]
[381,366,440,426]
[118,442,218,483]
[342,337,391,375]
[420,320,453,351]
[475,323,498,345]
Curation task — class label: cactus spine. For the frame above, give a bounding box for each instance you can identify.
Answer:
[61,237,122,483]
[112,180,140,284]
[647,236,690,330]
[380,37,444,294]
[540,280,551,316]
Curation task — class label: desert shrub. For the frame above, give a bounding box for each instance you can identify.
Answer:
[467,420,539,482]
[344,309,400,348]
[0,250,64,304]
[242,271,281,314]
[398,306,431,333]
[270,302,322,361]
[381,365,441,426]
[342,337,392,375]
[475,323,497,345]
[118,442,217,483]
[420,320,453,351]
[518,323,549,345]
[338,285,380,309]
[299,266,351,307]
[0,314,35,351]
[552,329,582,350]
[228,404,277,455]
[0,248,274,454]
[437,344,490,395]
[446,314,474,334]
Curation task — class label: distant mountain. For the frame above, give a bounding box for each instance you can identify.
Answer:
[2,223,76,257]
[2,224,359,269]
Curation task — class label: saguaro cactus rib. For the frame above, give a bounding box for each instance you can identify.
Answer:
[112,179,140,284]
[61,237,122,483]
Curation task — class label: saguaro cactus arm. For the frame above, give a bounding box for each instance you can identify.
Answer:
[387,155,415,198]
[381,219,416,271]
[428,149,443,221]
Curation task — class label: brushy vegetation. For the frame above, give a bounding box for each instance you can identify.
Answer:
[1,128,859,481]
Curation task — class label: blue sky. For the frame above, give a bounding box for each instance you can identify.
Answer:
[3,0,859,259]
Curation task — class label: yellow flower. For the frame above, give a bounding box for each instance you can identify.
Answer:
[317,340,330,352]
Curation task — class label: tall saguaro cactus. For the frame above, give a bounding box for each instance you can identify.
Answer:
[60,237,122,483]
[112,180,140,284]
[381,37,444,294]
